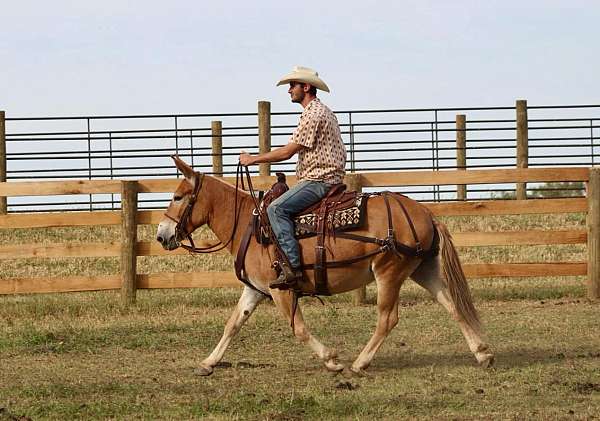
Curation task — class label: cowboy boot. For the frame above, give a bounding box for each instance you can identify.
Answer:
[270,262,303,290]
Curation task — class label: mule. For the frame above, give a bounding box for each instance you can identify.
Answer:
[156,156,494,376]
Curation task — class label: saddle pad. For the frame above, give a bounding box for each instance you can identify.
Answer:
[294,193,368,238]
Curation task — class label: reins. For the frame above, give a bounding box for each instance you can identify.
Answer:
[240,165,283,251]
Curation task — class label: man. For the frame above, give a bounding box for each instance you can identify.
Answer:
[239,66,347,290]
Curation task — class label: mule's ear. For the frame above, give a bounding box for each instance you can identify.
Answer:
[172,155,196,183]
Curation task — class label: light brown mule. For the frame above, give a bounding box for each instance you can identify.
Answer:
[156,157,494,376]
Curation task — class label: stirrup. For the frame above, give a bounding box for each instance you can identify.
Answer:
[269,273,302,290]
[269,278,298,290]
[269,265,303,290]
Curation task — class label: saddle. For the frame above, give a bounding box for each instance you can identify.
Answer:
[234,174,439,297]
[253,176,368,245]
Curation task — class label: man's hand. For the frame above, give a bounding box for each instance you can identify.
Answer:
[239,152,255,166]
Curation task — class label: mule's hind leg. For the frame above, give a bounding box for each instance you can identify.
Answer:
[196,286,266,376]
[271,290,344,372]
[411,257,494,367]
[350,260,416,375]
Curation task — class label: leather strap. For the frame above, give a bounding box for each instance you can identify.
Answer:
[333,231,387,246]
[234,216,272,299]
[313,184,347,295]
[314,197,329,295]
[389,193,423,254]
[303,246,387,270]
[382,192,396,242]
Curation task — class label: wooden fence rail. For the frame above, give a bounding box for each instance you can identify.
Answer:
[0,167,598,301]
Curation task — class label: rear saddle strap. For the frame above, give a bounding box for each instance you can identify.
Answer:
[381,192,439,259]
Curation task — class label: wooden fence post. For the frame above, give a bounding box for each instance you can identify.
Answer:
[121,180,138,306]
[516,99,528,200]
[588,167,600,300]
[211,120,223,176]
[0,111,6,214]
[346,173,366,305]
[456,114,467,201]
[258,101,271,177]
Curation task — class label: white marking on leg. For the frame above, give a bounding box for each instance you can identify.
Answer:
[246,276,271,296]
[200,286,265,369]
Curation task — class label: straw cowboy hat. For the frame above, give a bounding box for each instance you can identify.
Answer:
[276,66,330,93]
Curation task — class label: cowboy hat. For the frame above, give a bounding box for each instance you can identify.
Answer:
[276,66,330,93]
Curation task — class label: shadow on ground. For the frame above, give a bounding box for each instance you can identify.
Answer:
[372,346,600,370]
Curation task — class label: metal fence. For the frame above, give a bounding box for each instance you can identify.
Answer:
[1,101,598,211]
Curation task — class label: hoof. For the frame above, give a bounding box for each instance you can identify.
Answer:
[325,360,345,373]
[194,364,214,376]
[477,353,495,368]
[349,366,370,377]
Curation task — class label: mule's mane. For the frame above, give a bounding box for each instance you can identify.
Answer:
[207,174,251,198]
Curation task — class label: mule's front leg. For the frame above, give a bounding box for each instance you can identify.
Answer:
[272,291,344,372]
[196,286,266,376]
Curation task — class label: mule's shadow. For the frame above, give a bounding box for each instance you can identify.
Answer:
[372,346,600,371]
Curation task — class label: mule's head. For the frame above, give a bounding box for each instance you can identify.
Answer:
[156,156,208,250]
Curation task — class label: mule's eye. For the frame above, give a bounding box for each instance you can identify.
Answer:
[173,195,183,201]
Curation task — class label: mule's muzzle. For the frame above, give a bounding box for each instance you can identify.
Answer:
[157,234,180,251]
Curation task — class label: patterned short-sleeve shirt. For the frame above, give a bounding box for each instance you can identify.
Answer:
[290,98,347,184]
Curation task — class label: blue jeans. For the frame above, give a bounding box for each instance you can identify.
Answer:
[267,180,331,269]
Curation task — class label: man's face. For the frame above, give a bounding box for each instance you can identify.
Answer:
[288,81,305,103]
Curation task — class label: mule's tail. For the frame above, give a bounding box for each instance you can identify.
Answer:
[434,220,481,333]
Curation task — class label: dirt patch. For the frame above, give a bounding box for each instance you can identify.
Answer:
[335,381,359,391]
[215,361,277,369]
[573,383,600,394]
[0,407,32,421]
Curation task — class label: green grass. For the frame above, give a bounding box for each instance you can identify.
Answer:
[1,289,599,420]
[1,213,599,419]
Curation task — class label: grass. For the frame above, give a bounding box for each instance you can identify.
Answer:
[1,213,599,419]
[1,289,599,420]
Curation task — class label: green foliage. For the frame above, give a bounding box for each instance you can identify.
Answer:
[490,182,585,199]
[490,190,516,200]
[529,181,585,198]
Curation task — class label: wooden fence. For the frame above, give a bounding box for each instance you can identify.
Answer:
[0,167,599,303]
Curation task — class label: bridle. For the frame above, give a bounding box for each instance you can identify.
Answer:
[163,165,248,254]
